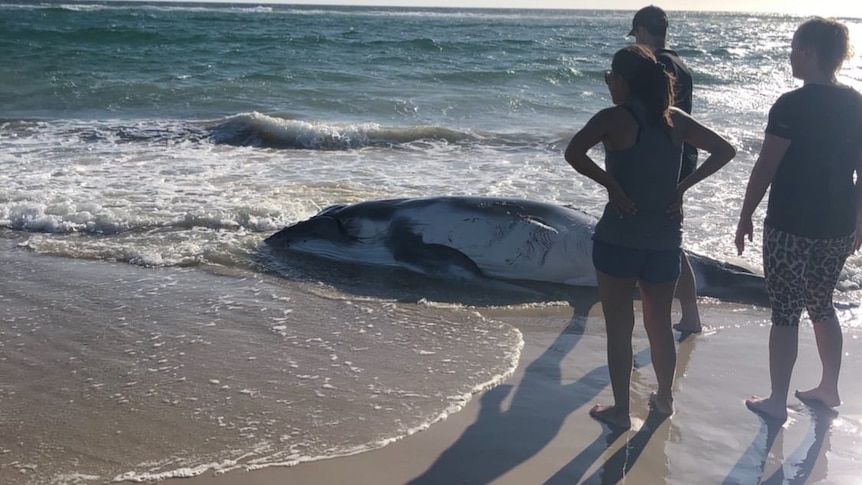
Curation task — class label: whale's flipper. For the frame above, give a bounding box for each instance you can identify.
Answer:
[387,218,484,279]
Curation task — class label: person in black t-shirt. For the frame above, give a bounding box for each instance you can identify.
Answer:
[735,17,862,422]
[628,5,702,334]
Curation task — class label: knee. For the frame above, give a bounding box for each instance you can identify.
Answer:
[771,310,802,327]
[809,308,839,326]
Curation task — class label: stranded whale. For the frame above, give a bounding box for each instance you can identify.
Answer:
[265,196,767,302]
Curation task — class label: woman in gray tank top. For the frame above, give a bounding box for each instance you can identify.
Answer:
[564,45,736,429]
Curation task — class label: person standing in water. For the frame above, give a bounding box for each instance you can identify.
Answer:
[629,5,702,333]
[566,45,735,428]
[736,17,862,422]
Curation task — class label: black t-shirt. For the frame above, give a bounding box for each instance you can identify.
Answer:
[656,48,693,114]
[655,48,697,169]
[765,84,862,238]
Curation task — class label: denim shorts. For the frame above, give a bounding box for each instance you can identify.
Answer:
[592,240,681,283]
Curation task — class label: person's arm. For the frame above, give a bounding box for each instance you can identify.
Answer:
[734,134,791,255]
[674,109,737,194]
[665,109,736,221]
[854,147,862,252]
[564,109,636,215]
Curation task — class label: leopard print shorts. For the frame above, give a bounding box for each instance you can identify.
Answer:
[763,225,855,327]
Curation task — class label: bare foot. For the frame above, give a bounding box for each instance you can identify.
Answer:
[589,404,631,429]
[649,392,674,415]
[795,388,841,408]
[745,396,787,422]
[673,320,702,334]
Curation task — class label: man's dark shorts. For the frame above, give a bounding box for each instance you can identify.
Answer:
[592,240,681,283]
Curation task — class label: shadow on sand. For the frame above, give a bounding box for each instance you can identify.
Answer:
[722,404,836,485]
[405,292,700,485]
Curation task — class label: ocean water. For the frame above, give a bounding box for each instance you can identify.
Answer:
[1,1,862,483]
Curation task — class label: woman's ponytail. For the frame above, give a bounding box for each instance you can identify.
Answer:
[611,45,676,129]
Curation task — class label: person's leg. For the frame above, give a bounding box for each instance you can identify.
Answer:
[746,226,807,421]
[796,314,843,407]
[673,250,702,333]
[795,233,854,408]
[746,324,799,421]
[590,270,637,429]
[639,277,678,414]
[673,154,701,334]
[639,247,681,414]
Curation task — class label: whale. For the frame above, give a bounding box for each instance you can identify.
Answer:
[265,196,767,302]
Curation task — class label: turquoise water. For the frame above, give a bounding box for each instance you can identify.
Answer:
[2,2,862,482]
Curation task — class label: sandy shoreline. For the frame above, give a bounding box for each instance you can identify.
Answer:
[2,243,861,484]
[167,299,862,485]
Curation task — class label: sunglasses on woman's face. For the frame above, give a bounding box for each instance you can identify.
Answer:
[604,70,614,84]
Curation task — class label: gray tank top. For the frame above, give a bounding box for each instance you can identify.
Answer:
[592,103,683,250]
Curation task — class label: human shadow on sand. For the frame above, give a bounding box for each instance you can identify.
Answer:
[405,293,698,485]
[563,410,672,485]
[404,295,610,485]
[545,335,696,485]
[722,405,836,484]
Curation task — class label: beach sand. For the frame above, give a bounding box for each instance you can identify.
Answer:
[2,244,861,484]
[168,298,862,484]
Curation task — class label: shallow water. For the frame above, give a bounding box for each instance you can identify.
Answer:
[0,237,524,483]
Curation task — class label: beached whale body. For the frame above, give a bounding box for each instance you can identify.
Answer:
[265,196,766,300]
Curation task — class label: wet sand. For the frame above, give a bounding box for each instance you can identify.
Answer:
[171,300,862,485]
[2,243,861,484]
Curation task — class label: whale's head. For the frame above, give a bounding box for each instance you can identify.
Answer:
[266,215,345,246]
[264,202,399,263]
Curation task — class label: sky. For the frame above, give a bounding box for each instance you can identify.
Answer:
[195,0,860,18]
